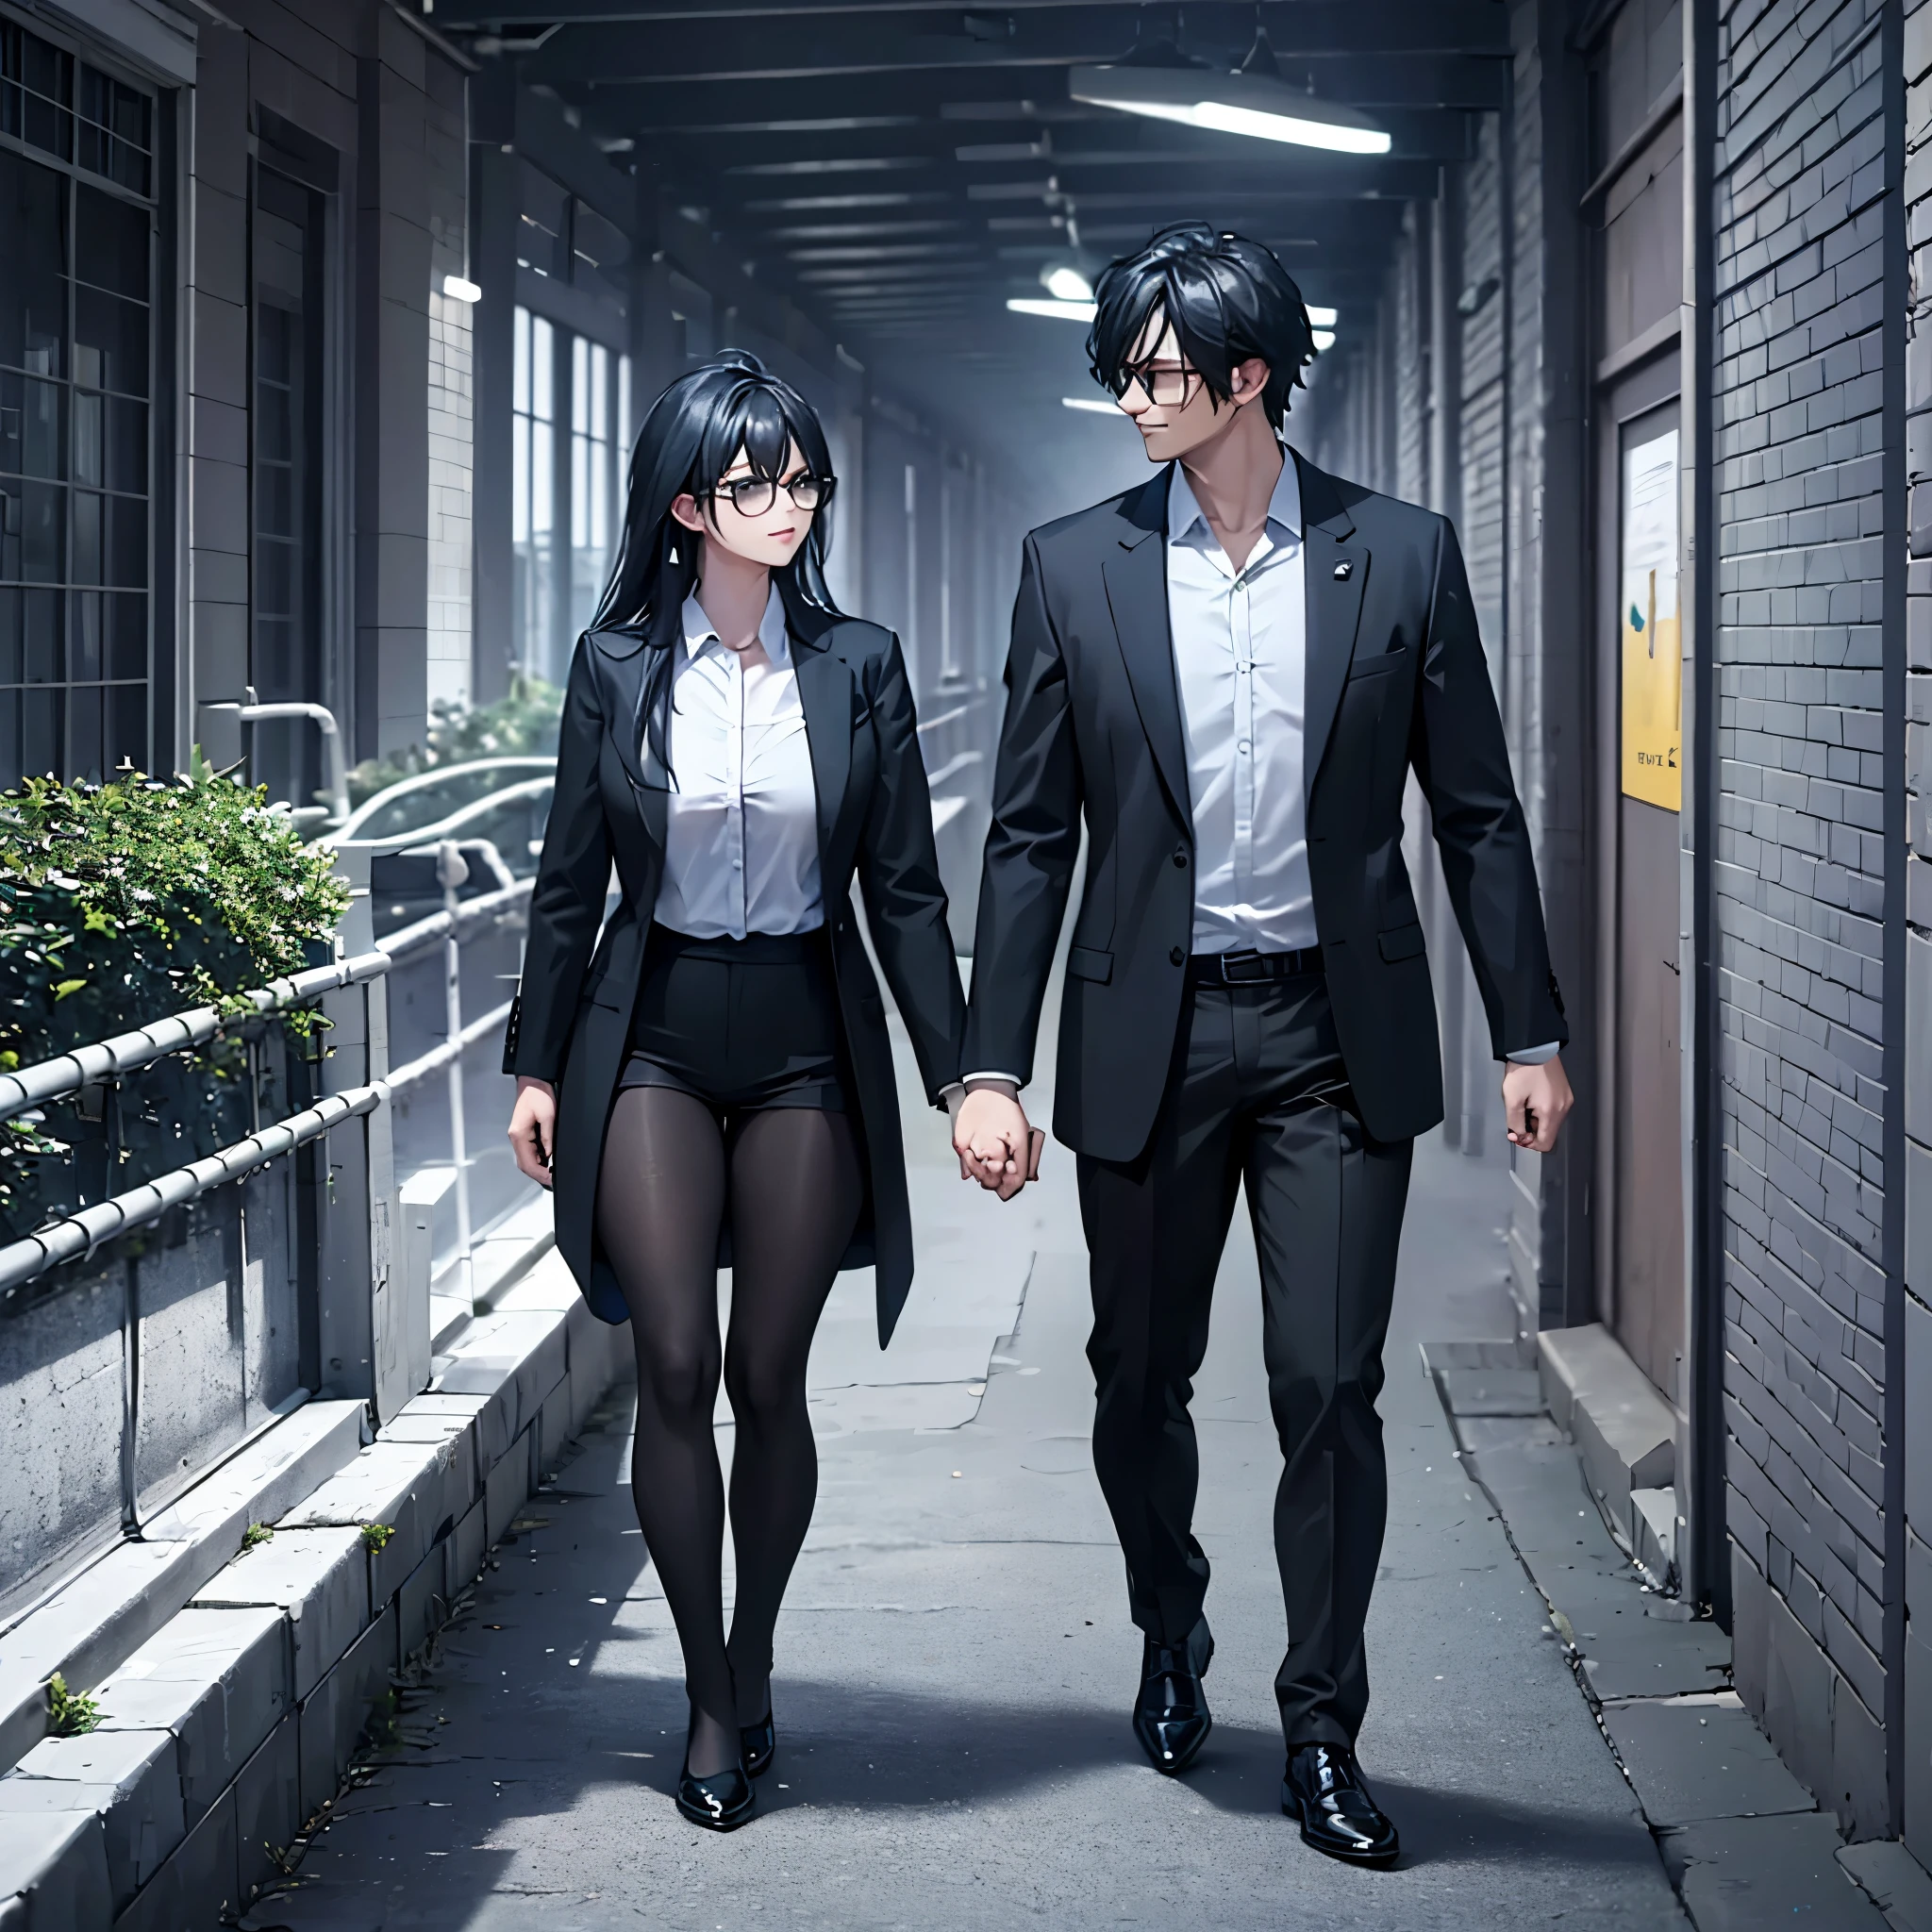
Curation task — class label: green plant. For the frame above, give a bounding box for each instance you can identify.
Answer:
[0,760,350,1242]
[242,1524,275,1552]
[343,674,564,808]
[360,1523,395,1553]
[47,1674,100,1737]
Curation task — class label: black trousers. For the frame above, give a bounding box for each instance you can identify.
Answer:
[1077,965,1413,1750]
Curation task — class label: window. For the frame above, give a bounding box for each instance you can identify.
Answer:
[0,17,154,787]
[251,168,326,812]
[512,304,628,683]
[511,305,557,681]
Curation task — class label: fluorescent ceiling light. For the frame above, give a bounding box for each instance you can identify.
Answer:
[1307,306,1337,327]
[1069,63,1391,157]
[1062,395,1122,414]
[1312,328,1336,352]
[441,274,482,304]
[1008,296,1096,321]
[1042,264,1094,303]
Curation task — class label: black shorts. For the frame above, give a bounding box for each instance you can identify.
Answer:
[616,924,849,1115]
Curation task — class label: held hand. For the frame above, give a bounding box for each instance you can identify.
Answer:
[508,1076,558,1189]
[1502,1055,1574,1155]
[953,1087,1040,1201]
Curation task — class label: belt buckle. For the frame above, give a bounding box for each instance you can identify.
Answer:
[1220,951,1268,985]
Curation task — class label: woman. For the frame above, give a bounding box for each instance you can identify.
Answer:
[503,351,965,1831]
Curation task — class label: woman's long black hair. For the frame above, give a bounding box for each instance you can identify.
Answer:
[592,349,843,768]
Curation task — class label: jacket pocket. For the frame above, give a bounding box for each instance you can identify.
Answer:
[1347,649,1408,681]
[1068,945,1113,984]
[1377,924,1427,963]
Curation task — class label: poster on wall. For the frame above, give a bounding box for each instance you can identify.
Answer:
[1621,427,1681,811]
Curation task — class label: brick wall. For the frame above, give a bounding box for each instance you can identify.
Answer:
[1714,0,1892,1840]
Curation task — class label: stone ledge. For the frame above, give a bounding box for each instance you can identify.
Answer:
[1538,1322,1676,1570]
[0,1253,631,1928]
[0,1401,368,1778]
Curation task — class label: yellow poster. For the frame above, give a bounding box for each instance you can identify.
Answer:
[1621,428,1681,810]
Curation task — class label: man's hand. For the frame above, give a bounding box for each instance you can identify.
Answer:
[1502,1055,1574,1154]
[508,1075,558,1188]
[954,1085,1041,1201]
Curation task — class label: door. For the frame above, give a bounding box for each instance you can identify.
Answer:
[1600,385,1685,1402]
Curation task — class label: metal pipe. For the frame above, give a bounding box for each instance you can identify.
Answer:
[379,874,533,967]
[387,997,512,1093]
[437,841,476,1307]
[0,1082,384,1293]
[0,949,391,1124]
[239,700,350,826]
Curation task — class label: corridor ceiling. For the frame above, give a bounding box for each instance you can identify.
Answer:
[437,0,1512,458]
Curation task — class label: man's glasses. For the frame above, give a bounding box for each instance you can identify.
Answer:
[1103,362,1204,407]
[713,473,834,516]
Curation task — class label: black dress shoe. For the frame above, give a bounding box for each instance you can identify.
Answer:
[1282,1741,1399,1867]
[741,1710,775,1779]
[1132,1630,1213,1774]
[675,1757,756,1831]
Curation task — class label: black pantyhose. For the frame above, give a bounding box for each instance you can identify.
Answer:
[596,1085,862,1780]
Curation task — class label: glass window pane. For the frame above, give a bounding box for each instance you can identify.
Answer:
[571,431,587,551]
[591,344,608,438]
[72,388,102,485]
[0,151,69,379]
[107,679,143,774]
[532,419,553,536]
[21,686,61,779]
[0,587,18,682]
[0,373,65,478]
[532,317,553,423]
[74,286,147,396]
[511,411,529,544]
[107,492,144,587]
[618,354,631,452]
[75,184,147,298]
[67,679,100,779]
[23,588,61,682]
[20,480,63,580]
[0,687,17,789]
[71,588,100,677]
[513,305,529,416]
[107,591,143,679]
[106,395,144,492]
[572,334,588,435]
[72,488,100,584]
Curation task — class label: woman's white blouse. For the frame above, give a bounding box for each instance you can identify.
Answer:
[652,587,824,940]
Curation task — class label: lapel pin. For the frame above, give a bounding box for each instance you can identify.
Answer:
[1333,560,1354,581]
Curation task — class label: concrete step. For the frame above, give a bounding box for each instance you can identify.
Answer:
[0,1238,632,1929]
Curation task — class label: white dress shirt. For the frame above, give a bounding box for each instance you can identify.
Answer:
[1166,454,1316,954]
[654,586,824,941]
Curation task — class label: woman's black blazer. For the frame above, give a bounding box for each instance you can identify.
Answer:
[501,580,966,1345]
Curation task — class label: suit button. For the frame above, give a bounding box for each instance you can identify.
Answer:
[1173,847,1188,868]
[1169,946,1186,967]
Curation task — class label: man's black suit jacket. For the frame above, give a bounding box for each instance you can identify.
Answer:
[962,448,1568,1161]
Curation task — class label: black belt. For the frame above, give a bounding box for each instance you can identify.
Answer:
[1189,945,1324,986]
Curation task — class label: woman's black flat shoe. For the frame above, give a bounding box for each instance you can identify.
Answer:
[741,1711,775,1779]
[675,1758,756,1831]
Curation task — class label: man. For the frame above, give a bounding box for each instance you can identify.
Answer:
[952,223,1572,1867]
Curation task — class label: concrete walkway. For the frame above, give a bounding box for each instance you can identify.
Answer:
[244,1024,1691,1930]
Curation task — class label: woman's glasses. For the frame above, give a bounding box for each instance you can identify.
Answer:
[1102,362,1203,407]
[714,473,834,516]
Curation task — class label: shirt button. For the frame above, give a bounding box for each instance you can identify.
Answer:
[1173,847,1188,869]
[1170,945,1186,967]
[1239,741,1251,755]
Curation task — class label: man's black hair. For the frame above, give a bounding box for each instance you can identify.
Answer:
[1087,223,1314,430]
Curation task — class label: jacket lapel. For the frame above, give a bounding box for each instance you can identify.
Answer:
[787,606,852,867]
[1102,473,1191,831]
[1294,450,1367,804]
[588,626,666,850]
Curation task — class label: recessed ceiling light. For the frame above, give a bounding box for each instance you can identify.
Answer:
[1008,296,1095,321]
[1070,34,1391,158]
[1062,395,1121,414]
[441,274,481,304]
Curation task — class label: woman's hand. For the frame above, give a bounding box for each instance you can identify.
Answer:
[508,1076,558,1188]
